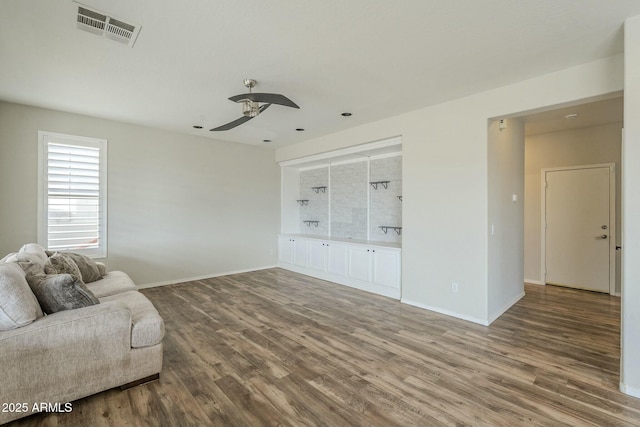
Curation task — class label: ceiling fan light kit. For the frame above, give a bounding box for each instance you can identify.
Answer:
[210,79,299,132]
[242,100,260,117]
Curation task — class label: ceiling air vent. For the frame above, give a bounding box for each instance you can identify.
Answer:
[76,4,141,47]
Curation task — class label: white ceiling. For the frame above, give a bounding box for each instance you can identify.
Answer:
[523,96,623,136]
[1,1,639,148]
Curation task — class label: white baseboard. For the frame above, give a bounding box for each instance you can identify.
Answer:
[524,278,544,285]
[136,265,278,289]
[400,298,490,326]
[620,382,640,399]
[401,290,525,327]
[487,291,525,325]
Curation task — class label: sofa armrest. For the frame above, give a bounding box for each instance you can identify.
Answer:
[0,301,133,408]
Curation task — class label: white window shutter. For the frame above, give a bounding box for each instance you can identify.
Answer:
[38,132,107,258]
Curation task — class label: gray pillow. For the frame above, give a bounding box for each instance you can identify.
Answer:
[95,262,107,277]
[45,251,103,283]
[61,252,103,283]
[26,272,99,314]
[45,253,82,280]
[0,263,44,330]
[17,257,46,277]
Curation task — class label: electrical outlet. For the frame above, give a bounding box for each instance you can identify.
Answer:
[451,282,459,293]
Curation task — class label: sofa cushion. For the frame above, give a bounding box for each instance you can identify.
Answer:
[26,273,99,315]
[100,291,165,348]
[0,263,44,331]
[46,251,102,283]
[86,271,137,298]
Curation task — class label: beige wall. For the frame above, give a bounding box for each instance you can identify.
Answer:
[523,123,623,292]
[276,54,623,326]
[0,102,281,286]
[487,118,525,322]
[622,14,640,398]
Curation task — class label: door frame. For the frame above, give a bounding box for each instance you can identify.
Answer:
[540,163,616,295]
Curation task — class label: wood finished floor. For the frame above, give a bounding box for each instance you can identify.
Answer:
[8,268,640,426]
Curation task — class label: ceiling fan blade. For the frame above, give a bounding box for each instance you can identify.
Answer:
[209,116,252,131]
[229,93,299,109]
[209,104,271,131]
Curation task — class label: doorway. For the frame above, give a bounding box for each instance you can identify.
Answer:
[522,96,623,296]
[541,164,616,294]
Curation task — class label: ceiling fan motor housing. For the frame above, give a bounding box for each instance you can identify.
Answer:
[243,78,257,89]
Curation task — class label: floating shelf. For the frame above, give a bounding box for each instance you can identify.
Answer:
[379,226,402,235]
[296,199,309,206]
[397,196,403,201]
[311,186,327,194]
[303,220,320,227]
[370,181,390,190]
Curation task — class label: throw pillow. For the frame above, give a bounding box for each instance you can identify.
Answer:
[59,252,103,283]
[16,258,46,277]
[0,263,44,331]
[18,243,48,265]
[95,262,107,277]
[0,253,18,263]
[45,253,82,280]
[26,273,100,314]
[16,251,47,270]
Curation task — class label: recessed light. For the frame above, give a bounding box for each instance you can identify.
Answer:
[296,128,305,132]
[564,113,578,119]
[192,125,203,129]
[341,112,352,117]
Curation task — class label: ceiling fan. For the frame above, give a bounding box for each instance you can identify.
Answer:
[210,79,299,131]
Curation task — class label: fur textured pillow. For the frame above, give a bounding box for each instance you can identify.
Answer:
[60,252,103,283]
[45,251,103,283]
[25,272,99,314]
[45,253,82,281]
[95,262,107,277]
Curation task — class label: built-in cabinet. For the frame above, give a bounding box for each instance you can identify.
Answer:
[278,137,402,299]
[278,235,401,299]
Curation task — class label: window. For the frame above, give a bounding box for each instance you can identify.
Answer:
[38,131,107,258]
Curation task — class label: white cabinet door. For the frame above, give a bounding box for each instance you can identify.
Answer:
[372,248,401,288]
[308,240,327,271]
[293,238,309,268]
[348,246,372,282]
[278,236,294,264]
[327,243,348,277]
[279,235,401,299]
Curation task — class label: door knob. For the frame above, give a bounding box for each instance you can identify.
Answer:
[600,234,608,239]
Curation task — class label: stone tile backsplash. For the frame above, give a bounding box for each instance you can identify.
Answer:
[299,167,329,236]
[296,156,402,243]
[370,156,402,243]
[331,161,368,240]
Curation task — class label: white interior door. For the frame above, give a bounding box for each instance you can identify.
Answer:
[544,166,612,293]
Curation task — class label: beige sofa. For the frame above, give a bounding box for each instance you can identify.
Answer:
[0,244,164,424]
